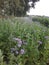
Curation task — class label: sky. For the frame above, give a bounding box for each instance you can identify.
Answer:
[27,0,49,16]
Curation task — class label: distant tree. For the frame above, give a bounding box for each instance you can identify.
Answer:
[0,0,40,16]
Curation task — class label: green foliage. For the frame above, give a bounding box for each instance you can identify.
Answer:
[32,16,49,27]
[0,0,40,16]
[0,18,49,65]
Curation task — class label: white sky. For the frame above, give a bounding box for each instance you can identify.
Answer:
[27,0,49,16]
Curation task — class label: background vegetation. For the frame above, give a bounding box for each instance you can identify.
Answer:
[32,16,49,27]
[0,0,39,16]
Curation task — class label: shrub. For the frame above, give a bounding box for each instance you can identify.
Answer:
[0,18,49,65]
[32,16,49,27]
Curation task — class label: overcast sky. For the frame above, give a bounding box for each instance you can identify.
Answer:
[27,0,49,16]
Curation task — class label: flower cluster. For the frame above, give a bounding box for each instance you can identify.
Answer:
[13,38,27,47]
[10,37,27,55]
[11,48,25,55]
[37,40,42,44]
[44,36,49,39]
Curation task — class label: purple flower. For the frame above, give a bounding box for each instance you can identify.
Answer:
[44,36,49,39]
[13,38,21,42]
[13,37,22,46]
[17,43,22,47]
[23,40,27,45]
[18,40,22,44]
[11,48,15,53]
[15,50,19,54]
[20,49,25,54]
[38,41,42,44]
[13,38,19,41]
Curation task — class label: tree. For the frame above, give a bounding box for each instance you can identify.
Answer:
[0,0,40,16]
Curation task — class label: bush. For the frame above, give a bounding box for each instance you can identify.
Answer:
[0,18,49,65]
[32,16,49,27]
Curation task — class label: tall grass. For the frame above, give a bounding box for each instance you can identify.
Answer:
[0,18,49,65]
